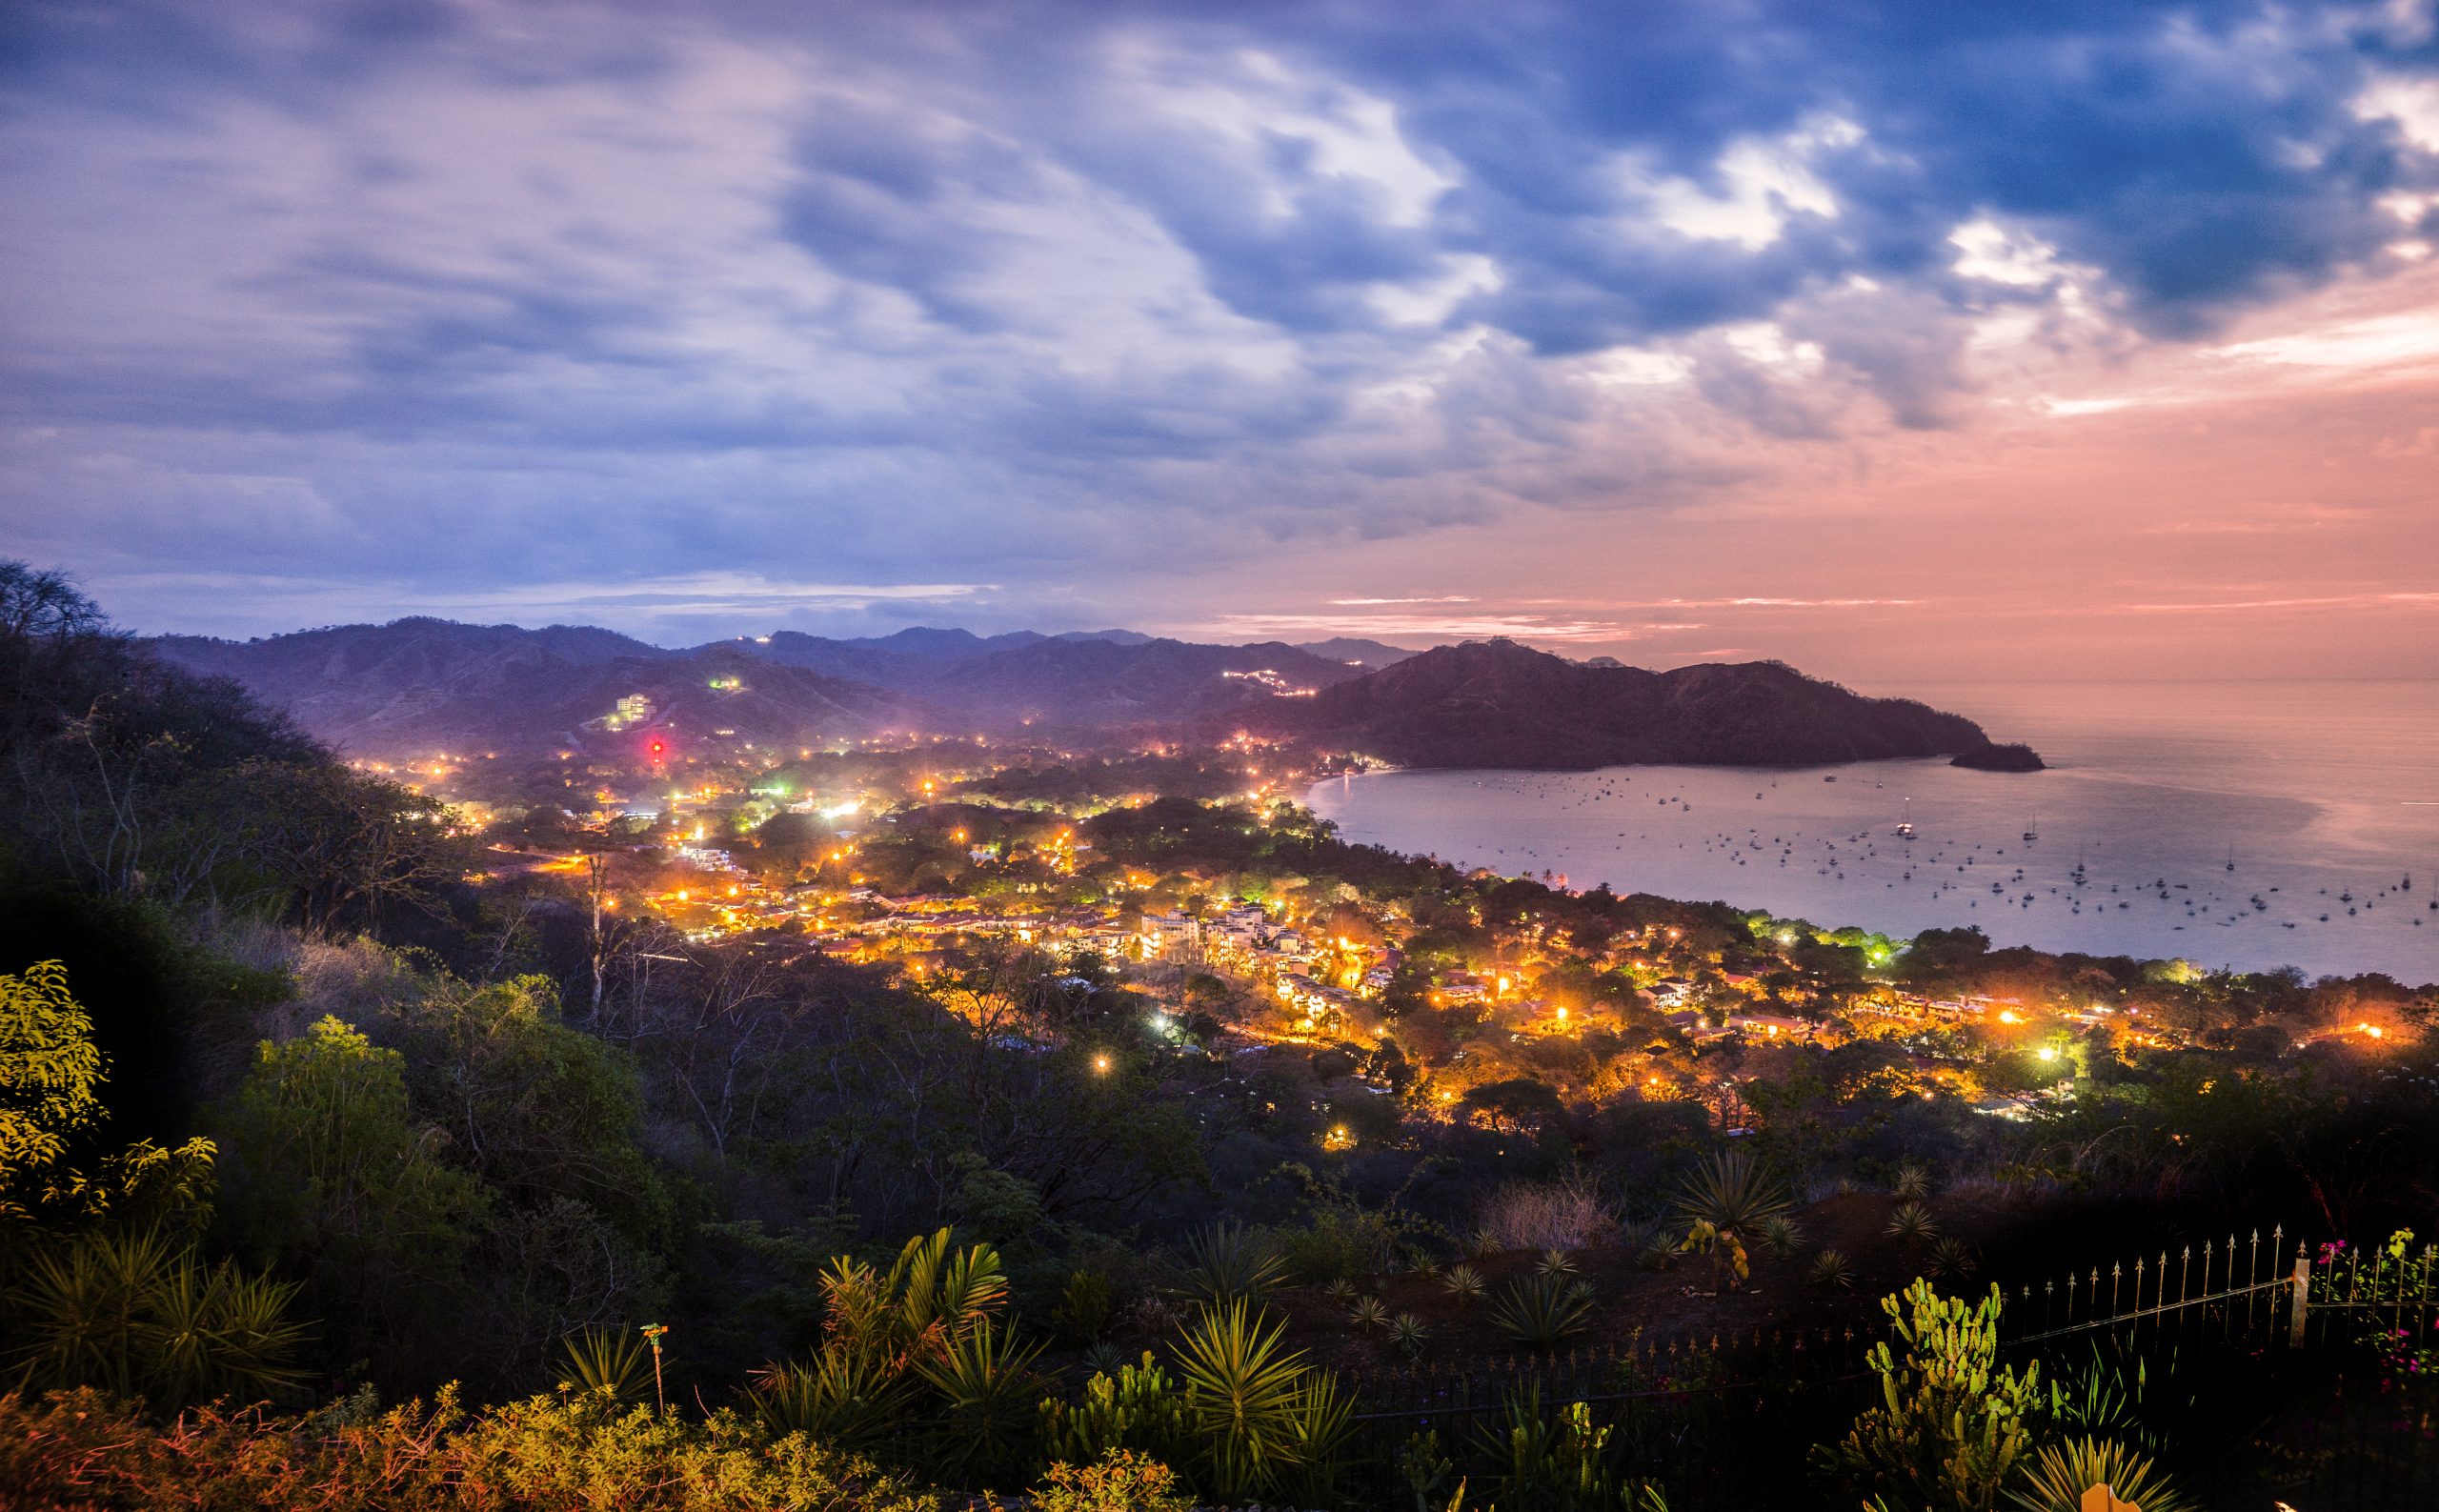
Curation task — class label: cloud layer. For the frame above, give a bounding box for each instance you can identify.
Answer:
[1,0,2434,670]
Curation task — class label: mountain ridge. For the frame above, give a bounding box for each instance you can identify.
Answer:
[147,621,2035,769]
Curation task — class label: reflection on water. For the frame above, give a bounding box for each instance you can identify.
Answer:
[1307,680,2439,979]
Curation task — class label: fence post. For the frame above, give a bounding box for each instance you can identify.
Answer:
[2288,1250,2309,1349]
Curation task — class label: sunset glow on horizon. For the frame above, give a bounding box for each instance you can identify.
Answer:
[3,1,2435,681]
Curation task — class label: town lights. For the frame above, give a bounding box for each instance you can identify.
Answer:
[1092,1052,1112,1075]
[2037,1045,2060,1062]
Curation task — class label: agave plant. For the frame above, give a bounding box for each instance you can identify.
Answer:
[1892,1159,1933,1200]
[1387,1312,1430,1357]
[1441,1262,1486,1302]
[1885,1201,1940,1246]
[1181,1222,1286,1308]
[1487,1274,1592,1350]
[2007,1437,2192,1512]
[1079,1339,1131,1380]
[1670,1151,1792,1240]
[1534,1247,1580,1277]
[560,1325,653,1402]
[1321,1277,1359,1303]
[1808,1248,1856,1289]
[1469,1225,1503,1259]
[1348,1295,1391,1329]
[1756,1214,1806,1260]
[1927,1236,1979,1280]
[1175,1300,1312,1500]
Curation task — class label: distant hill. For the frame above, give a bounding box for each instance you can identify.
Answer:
[149,619,1362,754]
[1293,636,1423,668]
[914,636,1362,726]
[1257,638,2015,768]
[150,621,926,757]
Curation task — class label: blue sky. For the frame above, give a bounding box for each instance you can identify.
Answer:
[3,1,2435,679]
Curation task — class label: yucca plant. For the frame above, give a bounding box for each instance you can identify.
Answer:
[1175,1300,1311,1499]
[749,1346,917,1448]
[1670,1151,1792,1240]
[1322,1277,1359,1303]
[1281,1368,1358,1505]
[1348,1295,1390,1329]
[1885,1201,1940,1246]
[1440,1262,1486,1302]
[1892,1159,1933,1200]
[917,1318,1046,1482]
[1927,1236,1979,1280]
[1809,1248,1856,1289]
[1387,1312,1430,1357]
[1469,1225,1503,1259]
[1180,1222,1286,1309]
[2007,1437,2191,1512]
[1487,1274,1591,1350]
[560,1325,652,1403]
[9,1227,309,1406]
[1756,1214,1806,1260]
[1534,1247,1579,1277]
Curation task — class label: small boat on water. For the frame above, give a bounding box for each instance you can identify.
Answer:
[1894,796,1916,839]
[2022,812,2038,844]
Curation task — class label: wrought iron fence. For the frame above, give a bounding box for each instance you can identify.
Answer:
[1997,1221,2439,1355]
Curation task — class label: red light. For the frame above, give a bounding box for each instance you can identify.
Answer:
[649,739,666,758]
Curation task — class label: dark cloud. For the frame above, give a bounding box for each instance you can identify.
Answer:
[0,0,2434,634]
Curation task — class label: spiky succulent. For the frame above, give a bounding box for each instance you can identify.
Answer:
[1885,1201,1940,1246]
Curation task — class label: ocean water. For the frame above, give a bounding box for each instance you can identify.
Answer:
[1305,680,2439,982]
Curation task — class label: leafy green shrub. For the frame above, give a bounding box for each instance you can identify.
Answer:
[1813,1281,2041,1512]
[1052,1268,1115,1342]
[0,1385,943,1511]
[1033,1449,1192,1512]
[1487,1274,1591,1350]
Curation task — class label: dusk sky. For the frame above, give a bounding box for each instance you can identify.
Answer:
[4,0,2436,684]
